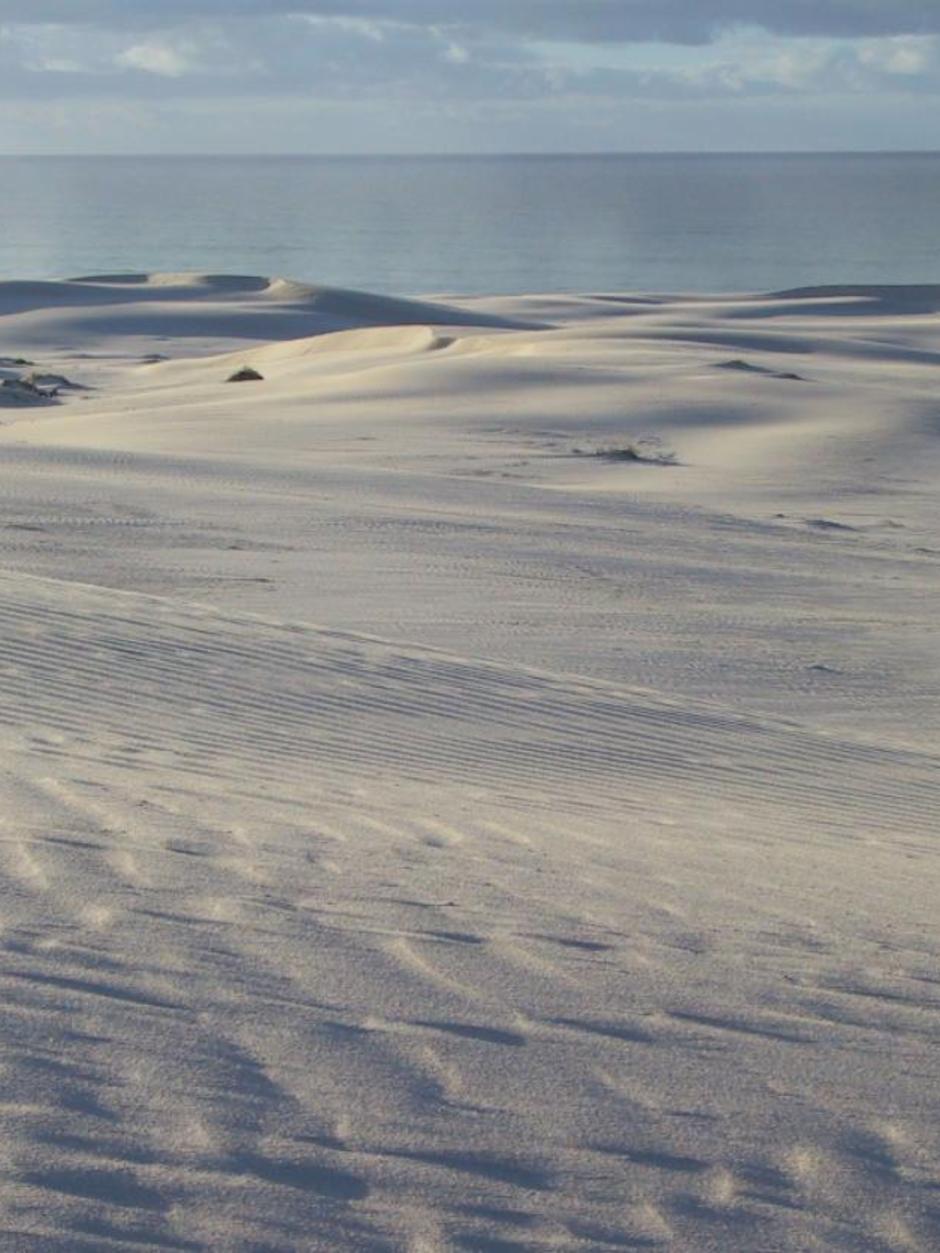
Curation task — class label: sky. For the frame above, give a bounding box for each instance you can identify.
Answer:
[1,1,940,154]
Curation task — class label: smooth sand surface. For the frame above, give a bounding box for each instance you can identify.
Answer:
[0,273,938,1251]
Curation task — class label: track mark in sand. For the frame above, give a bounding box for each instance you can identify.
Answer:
[77,902,118,931]
[162,839,215,859]
[397,1037,480,1110]
[385,935,482,1003]
[781,1143,828,1184]
[39,833,107,852]
[1,840,50,892]
[105,846,150,889]
[478,939,584,999]
[805,517,858,533]
[815,976,940,1014]
[409,1020,528,1047]
[5,968,183,1013]
[231,1152,371,1201]
[552,1017,657,1046]
[526,932,616,953]
[211,854,270,887]
[417,819,466,850]
[729,1160,803,1210]
[591,1145,709,1175]
[19,1165,170,1214]
[794,976,940,1043]
[776,1132,940,1245]
[565,1216,673,1249]
[837,1124,920,1186]
[423,929,486,946]
[666,1009,816,1045]
[477,819,533,849]
[381,1148,555,1193]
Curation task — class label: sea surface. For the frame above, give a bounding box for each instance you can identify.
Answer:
[2,152,939,296]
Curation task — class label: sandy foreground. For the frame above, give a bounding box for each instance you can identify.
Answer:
[0,274,937,1251]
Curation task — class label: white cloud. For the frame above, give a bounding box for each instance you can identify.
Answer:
[0,16,937,106]
[116,39,195,77]
[0,4,939,153]
[857,35,938,77]
[0,2,939,45]
[443,41,469,65]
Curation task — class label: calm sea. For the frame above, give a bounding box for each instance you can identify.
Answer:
[2,153,939,295]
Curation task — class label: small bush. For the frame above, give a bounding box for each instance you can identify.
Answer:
[573,437,677,466]
[0,378,59,406]
[227,366,264,383]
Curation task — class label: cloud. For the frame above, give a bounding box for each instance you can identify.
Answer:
[115,40,199,77]
[0,2,939,45]
[0,16,547,101]
[857,34,937,76]
[1,4,940,112]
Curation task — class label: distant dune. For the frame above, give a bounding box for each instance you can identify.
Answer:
[0,272,544,353]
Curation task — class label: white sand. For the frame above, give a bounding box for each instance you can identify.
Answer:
[0,273,937,1250]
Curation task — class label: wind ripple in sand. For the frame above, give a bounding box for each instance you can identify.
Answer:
[0,574,933,1248]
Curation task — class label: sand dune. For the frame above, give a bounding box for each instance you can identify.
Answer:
[0,273,540,355]
[0,275,937,1250]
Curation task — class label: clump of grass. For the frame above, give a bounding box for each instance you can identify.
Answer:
[227,366,264,383]
[0,377,59,406]
[573,436,678,466]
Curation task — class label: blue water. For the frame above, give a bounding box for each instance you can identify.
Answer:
[2,153,939,295]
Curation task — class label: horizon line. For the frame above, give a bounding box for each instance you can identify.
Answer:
[2,148,940,160]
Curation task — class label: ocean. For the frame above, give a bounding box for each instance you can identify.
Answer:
[2,152,939,296]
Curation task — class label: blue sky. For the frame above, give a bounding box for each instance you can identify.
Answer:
[1,1,939,153]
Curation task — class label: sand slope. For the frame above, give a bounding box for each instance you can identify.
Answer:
[0,276,937,1250]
